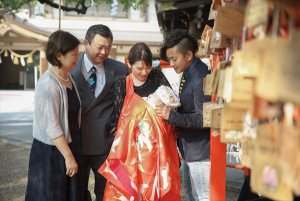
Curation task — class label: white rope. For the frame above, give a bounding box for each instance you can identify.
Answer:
[111,0,118,20]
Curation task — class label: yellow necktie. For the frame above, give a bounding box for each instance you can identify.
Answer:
[179,74,186,95]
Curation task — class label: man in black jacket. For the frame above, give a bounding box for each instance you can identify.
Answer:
[156,29,211,201]
[70,24,128,201]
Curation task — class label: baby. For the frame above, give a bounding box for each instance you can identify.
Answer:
[143,85,181,110]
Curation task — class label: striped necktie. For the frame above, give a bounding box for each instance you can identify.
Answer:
[179,73,186,95]
[87,66,97,95]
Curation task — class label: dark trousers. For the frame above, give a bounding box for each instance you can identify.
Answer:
[83,154,108,201]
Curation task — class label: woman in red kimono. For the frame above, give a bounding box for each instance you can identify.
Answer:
[99,42,181,200]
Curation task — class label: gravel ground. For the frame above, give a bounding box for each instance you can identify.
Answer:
[0,141,239,201]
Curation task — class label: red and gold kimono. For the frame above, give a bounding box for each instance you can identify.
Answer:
[98,75,181,201]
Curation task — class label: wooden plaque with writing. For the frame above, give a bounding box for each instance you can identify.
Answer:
[215,6,245,39]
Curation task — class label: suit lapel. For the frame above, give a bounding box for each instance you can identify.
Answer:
[84,59,114,113]
[182,59,201,92]
[72,54,95,102]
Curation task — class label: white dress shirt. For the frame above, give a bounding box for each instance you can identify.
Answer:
[81,53,106,97]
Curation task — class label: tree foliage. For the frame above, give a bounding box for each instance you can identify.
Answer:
[0,0,148,16]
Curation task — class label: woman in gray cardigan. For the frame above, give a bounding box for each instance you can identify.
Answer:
[25,30,85,201]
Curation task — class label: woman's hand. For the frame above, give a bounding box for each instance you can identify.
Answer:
[65,155,78,177]
[155,103,170,120]
[52,135,78,177]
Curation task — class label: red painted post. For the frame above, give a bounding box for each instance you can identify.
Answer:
[210,129,227,201]
[209,55,227,201]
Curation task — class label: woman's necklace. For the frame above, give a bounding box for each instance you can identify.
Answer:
[50,66,69,82]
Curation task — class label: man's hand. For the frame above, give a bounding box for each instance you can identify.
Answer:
[110,127,117,136]
[155,103,171,120]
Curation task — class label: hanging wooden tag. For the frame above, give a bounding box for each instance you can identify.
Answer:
[216,61,231,98]
[279,125,299,193]
[220,106,244,143]
[201,25,212,42]
[239,41,262,78]
[215,6,245,39]
[221,67,233,101]
[232,45,261,78]
[251,96,283,120]
[210,61,231,95]
[241,136,255,168]
[244,0,269,29]
[216,69,226,98]
[219,61,232,70]
[205,30,222,55]
[229,78,254,110]
[205,30,214,54]
[255,30,300,105]
[251,123,293,201]
[210,68,220,95]
[280,104,300,195]
[211,107,224,129]
[210,26,231,49]
[232,37,277,78]
[204,74,212,95]
[221,106,244,131]
[232,50,244,77]
[203,101,217,127]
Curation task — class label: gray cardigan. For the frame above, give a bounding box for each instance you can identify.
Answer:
[33,70,81,145]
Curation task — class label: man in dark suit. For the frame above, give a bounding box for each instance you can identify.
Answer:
[70,24,128,201]
[156,29,211,201]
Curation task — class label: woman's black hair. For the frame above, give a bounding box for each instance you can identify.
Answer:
[128,42,152,67]
[45,30,80,68]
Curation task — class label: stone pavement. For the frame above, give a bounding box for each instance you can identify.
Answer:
[0,141,240,201]
[0,90,241,200]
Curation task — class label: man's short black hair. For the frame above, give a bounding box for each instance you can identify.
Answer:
[159,29,199,61]
[85,24,113,45]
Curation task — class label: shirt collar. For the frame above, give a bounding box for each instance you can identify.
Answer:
[84,53,104,74]
[184,57,198,77]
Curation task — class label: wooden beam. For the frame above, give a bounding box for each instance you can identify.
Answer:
[0,44,43,51]
[0,36,40,43]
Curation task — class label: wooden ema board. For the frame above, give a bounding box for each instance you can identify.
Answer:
[220,106,244,144]
[232,47,260,78]
[251,96,283,120]
[211,107,223,129]
[255,31,300,105]
[241,136,255,168]
[210,26,231,49]
[244,0,269,28]
[204,74,212,95]
[230,78,254,110]
[215,6,245,39]
[203,101,217,127]
[278,125,299,194]
[251,123,293,201]
[205,30,223,55]
[201,25,212,42]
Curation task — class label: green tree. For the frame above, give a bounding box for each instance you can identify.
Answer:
[0,0,148,16]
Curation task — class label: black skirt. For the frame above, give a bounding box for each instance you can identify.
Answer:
[25,85,84,201]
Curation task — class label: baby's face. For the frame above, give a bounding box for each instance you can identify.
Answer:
[148,93,163,105]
